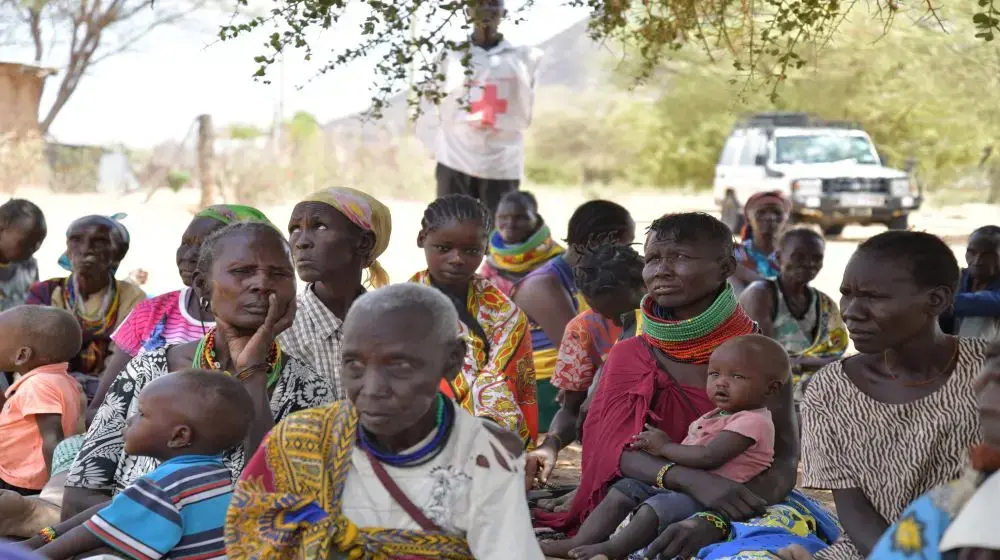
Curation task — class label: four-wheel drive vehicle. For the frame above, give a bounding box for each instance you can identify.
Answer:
[712,113,921,237]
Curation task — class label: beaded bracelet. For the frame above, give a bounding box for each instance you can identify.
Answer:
[38,526,57,543]
[236,362,269,381]
[692,511,732,539]
[653,462,676,489]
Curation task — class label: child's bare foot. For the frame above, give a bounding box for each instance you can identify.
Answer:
[538,488,576,512]
[540,538,580,558]
[570,542,618,560]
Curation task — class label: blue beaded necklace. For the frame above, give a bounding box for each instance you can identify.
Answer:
[358,393,453,467]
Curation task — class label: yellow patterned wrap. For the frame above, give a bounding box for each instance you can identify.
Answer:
[410,271,539,444]
[224,402,474,559]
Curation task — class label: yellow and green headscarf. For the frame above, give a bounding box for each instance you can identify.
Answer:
[196,204,271,226]
[302,187,392,288]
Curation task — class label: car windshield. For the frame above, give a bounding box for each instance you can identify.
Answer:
[774,134,879,165]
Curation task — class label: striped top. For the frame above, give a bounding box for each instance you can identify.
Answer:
[801,337,988,560]
[84,454,233,560]
[112,288,214,356]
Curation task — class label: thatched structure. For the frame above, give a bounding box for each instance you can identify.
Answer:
[0,62,56,137]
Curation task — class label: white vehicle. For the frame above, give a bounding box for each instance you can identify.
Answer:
[712,113,921,237]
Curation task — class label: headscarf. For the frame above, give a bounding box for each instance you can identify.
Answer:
[302,187,392,288]
[196,204,270,226]
[58,213,130,273]
[741,191,792,241]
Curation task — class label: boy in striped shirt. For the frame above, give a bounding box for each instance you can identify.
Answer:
[29,369,252,559]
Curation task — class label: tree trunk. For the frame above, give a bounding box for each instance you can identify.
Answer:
[197,114,215,209]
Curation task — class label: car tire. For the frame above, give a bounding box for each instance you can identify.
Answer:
[822,224,845,238]
[721,192,744,236]
[886,215,909,230]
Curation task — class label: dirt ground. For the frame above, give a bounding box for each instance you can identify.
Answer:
[17,184,977,519]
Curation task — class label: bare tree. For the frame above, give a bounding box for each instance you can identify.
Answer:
[0,0,207,133]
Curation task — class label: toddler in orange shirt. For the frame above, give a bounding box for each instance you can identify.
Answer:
[0,306,84,495]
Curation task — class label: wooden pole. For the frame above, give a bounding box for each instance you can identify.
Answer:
[197,114,215,208]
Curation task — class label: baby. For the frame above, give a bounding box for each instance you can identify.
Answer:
[26,369,253,560]
[0,306,84,496]
[547,334,789,560]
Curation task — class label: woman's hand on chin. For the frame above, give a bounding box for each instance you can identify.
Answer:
[644,517,727,559]
[678,469,767,521]
[222,293,297,373]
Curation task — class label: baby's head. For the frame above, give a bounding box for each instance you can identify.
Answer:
[0,306,81,373]
[123,369,253,460]
[706,334,790,413]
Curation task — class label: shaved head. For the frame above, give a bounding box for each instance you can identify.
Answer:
[714,334,791,384]
[345,283,460,348]
[0,306,82,363]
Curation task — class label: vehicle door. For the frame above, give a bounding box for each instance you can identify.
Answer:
[713,131,744,204]
[731,128,769,203]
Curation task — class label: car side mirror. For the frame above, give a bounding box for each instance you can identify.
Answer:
[754,154,767,166]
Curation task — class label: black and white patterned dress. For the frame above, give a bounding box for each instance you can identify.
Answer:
[801,337,988,560]
[66,346,334,495]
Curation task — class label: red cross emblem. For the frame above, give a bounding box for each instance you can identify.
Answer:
[469,84,508,128]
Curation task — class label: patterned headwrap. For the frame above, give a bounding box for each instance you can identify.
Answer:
[195,204,271,226]
[303,187,392,288]
[58,213,130,273]
[741,191,792,241]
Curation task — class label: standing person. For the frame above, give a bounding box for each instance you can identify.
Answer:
[63,222,333,519]
[0,199,46,313]
[731,191,791,295]
[514,199,635,432]
[480,191,563,296]
[282,187,392,400]
[432,0,544,215]
[225,284,544,560]
[800,231,989,560]
[410,194,537,446]
[0,307,83,496]
[26,215,146,400]
[941,225,1000,339]
[740,227,847,410]
[87,204,270,418]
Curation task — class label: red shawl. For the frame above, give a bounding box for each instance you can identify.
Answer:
[533,336,713,533]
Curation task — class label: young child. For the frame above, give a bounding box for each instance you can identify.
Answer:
[30,369,252,560]
[411,194,538,446]
[545,334,789,560]
[0,199,46,313]
[0,306,83,496]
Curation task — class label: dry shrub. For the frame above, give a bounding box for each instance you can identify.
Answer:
[0,133,47,192]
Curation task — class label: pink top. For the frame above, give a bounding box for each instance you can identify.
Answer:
[0,363,83,489]
[682,407,774,483]
[111,288,214,356]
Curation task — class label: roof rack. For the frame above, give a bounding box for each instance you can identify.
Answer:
[734,112,863,131]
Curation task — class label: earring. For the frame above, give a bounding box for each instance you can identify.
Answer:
[199,297,211,312]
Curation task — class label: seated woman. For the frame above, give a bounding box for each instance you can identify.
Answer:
[87,204,269,419]
[410,194,538,446]
[529,243,645,484]
[62,221,334,518]
[940,225,1000,339]
[534,213,837,560]
[480,191,563,296]
[282,187,392,400]
[730,191,791,295]
[225,283,544,560]
[800,230,989,560]
[26,215,146,400]
[739,227,847,409]
[0,199,46,312]
[514,200,635,431]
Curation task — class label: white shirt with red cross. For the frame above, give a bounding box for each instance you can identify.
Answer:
[434,40,544,181]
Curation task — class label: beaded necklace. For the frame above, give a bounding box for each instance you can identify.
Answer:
[192,327,282,389]
[641,285,757,364]
[64,275,120,334]
[358,394,454,468]
[488,225,564,274]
